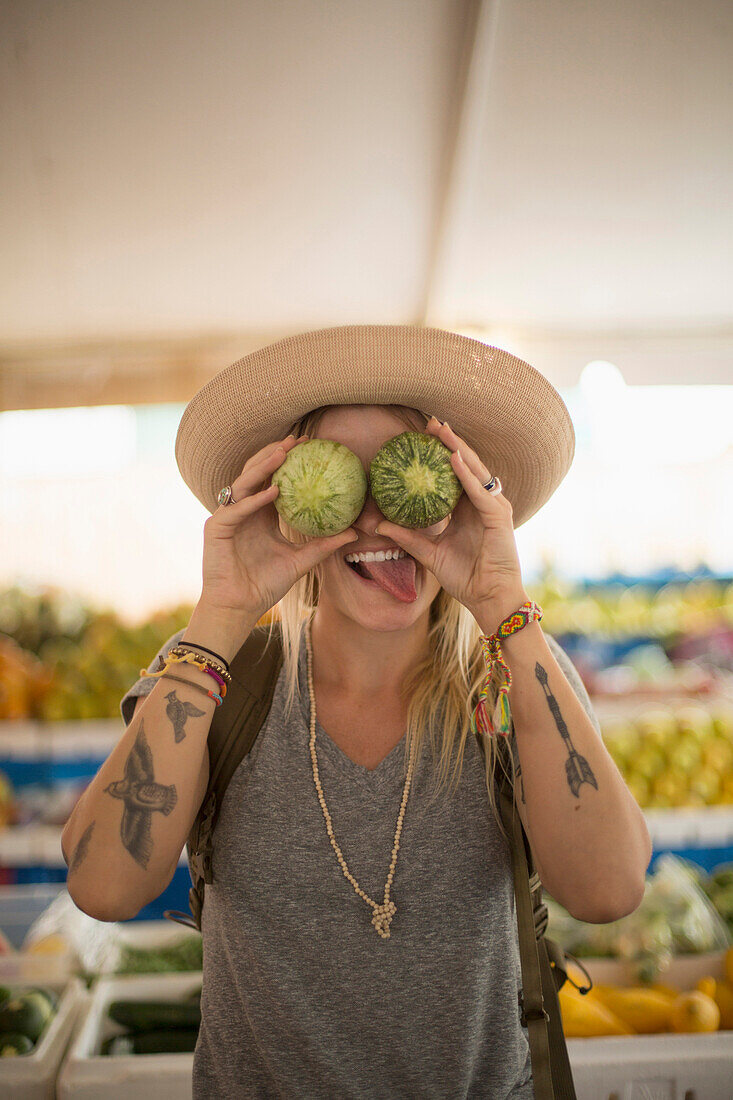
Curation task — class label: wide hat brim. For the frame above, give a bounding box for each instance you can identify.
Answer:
[175,324,575,529]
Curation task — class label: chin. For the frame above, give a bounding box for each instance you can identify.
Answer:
[318,566,441,633]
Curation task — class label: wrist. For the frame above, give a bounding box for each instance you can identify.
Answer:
[471,587,533,638]
[184,601,257,665]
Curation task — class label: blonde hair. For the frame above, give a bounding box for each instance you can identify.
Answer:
[263,403,517,842]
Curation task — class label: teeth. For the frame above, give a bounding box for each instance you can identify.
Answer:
[345,549,406,563]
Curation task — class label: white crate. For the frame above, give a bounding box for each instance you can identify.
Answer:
[0,977,85,1100]
[568,1032,732,1099]
[57,971,202,1100]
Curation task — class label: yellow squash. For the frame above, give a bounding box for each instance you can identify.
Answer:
[558,986,633,1038]
[669,991,720,1033]
[590,985,675,1034]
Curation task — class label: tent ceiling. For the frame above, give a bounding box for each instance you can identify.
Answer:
[2,0,732,409]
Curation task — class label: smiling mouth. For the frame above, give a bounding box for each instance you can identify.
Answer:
[342,554,420,602]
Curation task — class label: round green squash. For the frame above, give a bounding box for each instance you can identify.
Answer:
[271,439,367,537]
[369,431,463,528]
[0,1032,34,1056]
[0,991,53,1043]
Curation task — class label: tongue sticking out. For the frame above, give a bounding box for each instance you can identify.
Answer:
[359,556,418,602]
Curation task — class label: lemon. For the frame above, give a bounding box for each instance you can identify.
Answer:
[669,991,720,1033]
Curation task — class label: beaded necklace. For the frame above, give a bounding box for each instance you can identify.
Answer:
[304,615,417,939]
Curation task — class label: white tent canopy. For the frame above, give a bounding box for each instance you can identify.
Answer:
[2,0,731,409]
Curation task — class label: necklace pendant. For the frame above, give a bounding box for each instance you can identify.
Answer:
[372,899,397,936]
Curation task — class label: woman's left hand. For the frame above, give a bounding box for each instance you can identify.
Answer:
[375,417,528,620]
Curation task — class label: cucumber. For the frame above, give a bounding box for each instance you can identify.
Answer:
[370,431,462,528]
[271,439,367,536]
[107,999,201,1032]
[0,1032,34,1056]
[130,1027,199,1054]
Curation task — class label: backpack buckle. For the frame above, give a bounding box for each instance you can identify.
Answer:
[518,989,549,1027]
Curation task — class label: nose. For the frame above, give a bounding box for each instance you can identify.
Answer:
[353,490,385,534]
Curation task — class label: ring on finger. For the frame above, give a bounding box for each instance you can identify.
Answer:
[217,485,237,506]
[482,475,502,495]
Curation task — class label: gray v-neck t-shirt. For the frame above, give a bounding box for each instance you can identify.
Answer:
[121,626,599,1099]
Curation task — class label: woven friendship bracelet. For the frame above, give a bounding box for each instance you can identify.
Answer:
[470,600,543,738]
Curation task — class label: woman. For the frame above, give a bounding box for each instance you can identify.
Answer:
[62,325,651,1099]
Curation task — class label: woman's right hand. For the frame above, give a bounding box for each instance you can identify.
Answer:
[198,434,358,623]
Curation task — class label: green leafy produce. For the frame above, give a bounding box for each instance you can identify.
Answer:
[115,936,203,974]
[369,431,462,529]
[271,439,367,537]
[0,1032,34,1056]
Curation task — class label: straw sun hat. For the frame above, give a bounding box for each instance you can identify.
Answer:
[175,324,575,529]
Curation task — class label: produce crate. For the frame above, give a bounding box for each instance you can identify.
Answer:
[57,971,201,1099]
[0,977,85,1100]
[568,1033,731,1099]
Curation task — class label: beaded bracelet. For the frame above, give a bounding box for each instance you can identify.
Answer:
[155,670,223,707]
[141,652,228,697]
[166,642,230,682]
[176,640,231,673]
[470,600,543,738]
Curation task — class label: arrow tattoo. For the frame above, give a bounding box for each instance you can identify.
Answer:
[535,663,598,798]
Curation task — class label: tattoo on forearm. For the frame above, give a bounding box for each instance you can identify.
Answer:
[69,821,95,872]
[534,663,598,798]
[163,689,206,743]
[103,720,178,869]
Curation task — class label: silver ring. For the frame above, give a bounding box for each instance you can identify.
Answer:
[483,475,501,494]
[217,485,237,506]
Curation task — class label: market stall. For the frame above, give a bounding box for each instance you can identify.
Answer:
[1,570,732,1095]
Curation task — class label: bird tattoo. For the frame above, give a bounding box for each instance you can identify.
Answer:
[104,721,177,869]
[164,689,206,742]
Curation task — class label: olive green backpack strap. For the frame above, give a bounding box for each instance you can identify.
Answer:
[489,733,592,1100]
[164,622,284,931]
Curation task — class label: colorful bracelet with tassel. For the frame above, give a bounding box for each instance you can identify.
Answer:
[469,600,543,738]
